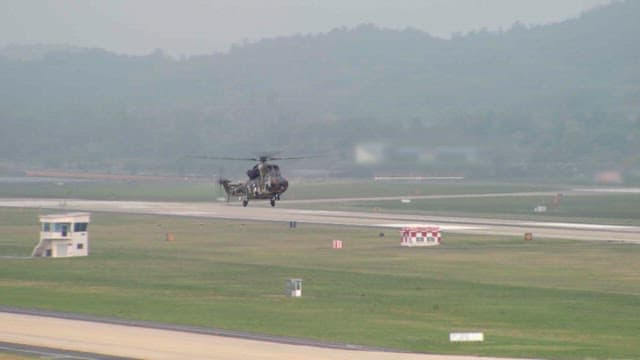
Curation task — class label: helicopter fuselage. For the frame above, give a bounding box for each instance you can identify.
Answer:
[219,162,289,206]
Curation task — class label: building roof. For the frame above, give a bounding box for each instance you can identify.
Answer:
[39,212,91,222]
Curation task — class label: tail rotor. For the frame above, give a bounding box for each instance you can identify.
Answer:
[218,178,231,203]
[216,165,231,203]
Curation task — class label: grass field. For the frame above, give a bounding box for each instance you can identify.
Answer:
[0,180,221,202]
[1,207,639,359]
[285,181,556,200]
[0,179,555,202]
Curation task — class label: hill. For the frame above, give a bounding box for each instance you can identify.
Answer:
[1,1,639,181]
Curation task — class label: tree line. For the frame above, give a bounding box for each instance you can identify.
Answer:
[0,1,639,181]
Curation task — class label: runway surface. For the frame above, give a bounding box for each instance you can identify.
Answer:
[0,340,129,360]
[1,197,639,243]
[0,310,535,360]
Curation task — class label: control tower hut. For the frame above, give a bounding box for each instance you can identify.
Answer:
[400,226,441,247]
[32,212,91,257]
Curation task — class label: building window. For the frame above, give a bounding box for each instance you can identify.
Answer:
[77,243,84,250]
[74,223,88,232]
[43,223,51,232]
[53,223,71,232]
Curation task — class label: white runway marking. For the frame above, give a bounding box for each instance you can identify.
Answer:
[376,223,486,231]
[518,221,636,231]
[573,187,640,194]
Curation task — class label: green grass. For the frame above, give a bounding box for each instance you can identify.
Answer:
[285,181,556,200]
[0,181,221,202]
[1,208,639,359]
[0,180,555,202]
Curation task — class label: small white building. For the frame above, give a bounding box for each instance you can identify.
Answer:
[285,278,303,297]
[400,226,441,247]
[32,212,91,258]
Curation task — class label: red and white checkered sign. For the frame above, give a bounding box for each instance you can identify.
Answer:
[332,240,343,249]
[400,226,441,247]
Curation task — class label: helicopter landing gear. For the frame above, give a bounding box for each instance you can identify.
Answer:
[276,193,281,201]
[270,198,276,207]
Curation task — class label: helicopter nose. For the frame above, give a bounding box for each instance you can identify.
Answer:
[280,178,289,192]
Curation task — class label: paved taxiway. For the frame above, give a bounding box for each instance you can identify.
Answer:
[0,197,639,243]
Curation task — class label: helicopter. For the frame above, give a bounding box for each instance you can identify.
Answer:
[193,154,312,207]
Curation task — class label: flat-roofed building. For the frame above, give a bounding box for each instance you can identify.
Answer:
[32,212,91,258]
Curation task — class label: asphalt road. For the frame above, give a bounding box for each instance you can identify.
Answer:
[1,197,639,243]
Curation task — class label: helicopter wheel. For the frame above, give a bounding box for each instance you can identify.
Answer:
[242,199,248,207]
[270,198,276,207]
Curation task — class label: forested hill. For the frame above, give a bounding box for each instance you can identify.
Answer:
[1,1,639,180]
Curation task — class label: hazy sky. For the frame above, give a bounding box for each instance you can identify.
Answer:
[0,0,613,57]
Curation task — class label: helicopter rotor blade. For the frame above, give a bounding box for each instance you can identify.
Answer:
[190,155,258,161]
[190,152,325,163]
[268,155,324,161]
[217,165,226,201]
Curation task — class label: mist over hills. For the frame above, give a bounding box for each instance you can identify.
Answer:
[1,1,639,181]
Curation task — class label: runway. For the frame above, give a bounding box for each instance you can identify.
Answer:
[0,341,129,360]
[0,197,639,243]
[0,309,534,360]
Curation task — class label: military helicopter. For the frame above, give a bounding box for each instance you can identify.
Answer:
[193,153,312,207]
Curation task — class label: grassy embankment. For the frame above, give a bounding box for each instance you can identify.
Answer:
[1,208,639,359]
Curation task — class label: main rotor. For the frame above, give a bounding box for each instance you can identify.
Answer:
[192,152,318,164]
